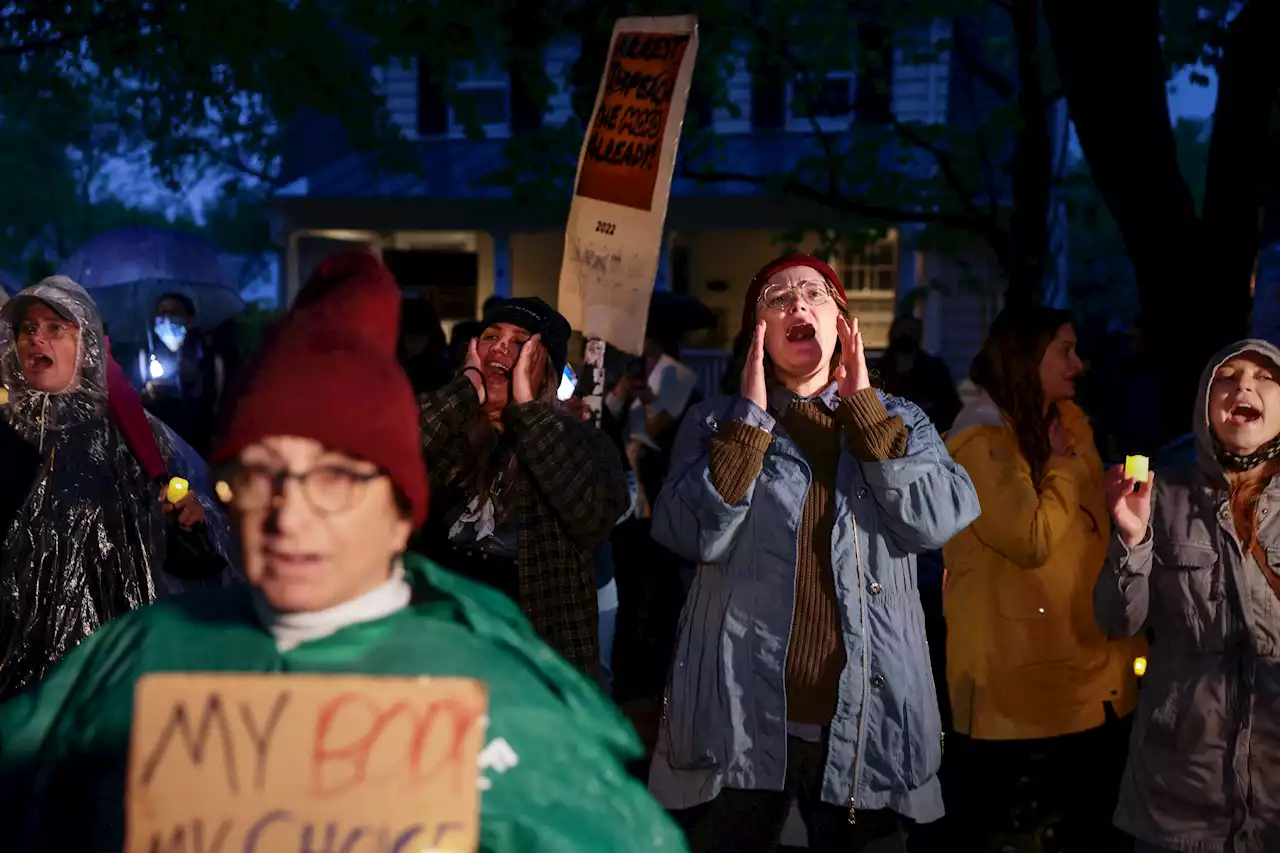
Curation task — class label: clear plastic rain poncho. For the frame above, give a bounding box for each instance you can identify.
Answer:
[0,276,235,699]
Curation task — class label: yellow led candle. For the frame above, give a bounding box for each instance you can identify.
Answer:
[1124,455,1149,482]
[166,477,190,503]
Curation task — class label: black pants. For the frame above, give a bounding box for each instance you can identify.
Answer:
[674,736,909,853]
[943,704,1133,853]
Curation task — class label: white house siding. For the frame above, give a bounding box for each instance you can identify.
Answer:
[892,20,952,125]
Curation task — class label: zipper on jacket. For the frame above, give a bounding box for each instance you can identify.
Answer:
[780,457,809,784]
[847,512,870,825]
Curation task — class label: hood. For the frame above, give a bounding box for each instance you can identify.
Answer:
[0,276,108,444]
[947,388,1092,457]
[1193,338,1280,480]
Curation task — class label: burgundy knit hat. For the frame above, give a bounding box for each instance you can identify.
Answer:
[741,253,848,334]
[212,252,429,526]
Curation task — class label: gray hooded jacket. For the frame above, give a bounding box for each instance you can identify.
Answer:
[1095,339,1280,853]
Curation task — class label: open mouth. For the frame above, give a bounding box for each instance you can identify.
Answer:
[26,354,52,371]
[785,322,816,342]
[1229,402,1263,425]
[483,360,511,380]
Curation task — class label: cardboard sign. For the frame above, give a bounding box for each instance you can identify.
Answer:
[125,673,488,853]
[556,16,699,356]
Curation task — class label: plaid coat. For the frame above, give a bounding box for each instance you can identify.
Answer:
[420,376,627,676]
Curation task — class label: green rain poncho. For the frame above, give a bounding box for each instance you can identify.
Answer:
[0,553,687,852]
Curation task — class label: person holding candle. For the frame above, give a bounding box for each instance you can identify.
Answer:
[941,304,1144,852]
[1097,339,1280,853]
[0,276,234,700]
[0,252,687,853]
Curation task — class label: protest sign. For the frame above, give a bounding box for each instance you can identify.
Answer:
[556,16,698,358]
[125,673,488,853]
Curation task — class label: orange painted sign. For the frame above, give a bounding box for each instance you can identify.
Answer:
[125,673,488,852]
[556,16,698,354]
[576,32,693,212]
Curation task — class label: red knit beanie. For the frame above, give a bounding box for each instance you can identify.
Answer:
[741,253,848,335]
[212,252,429,527]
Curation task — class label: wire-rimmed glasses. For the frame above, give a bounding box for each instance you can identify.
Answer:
[756,280,832,312]
[215,463,383,516]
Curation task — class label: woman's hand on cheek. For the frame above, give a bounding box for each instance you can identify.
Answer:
[836,315,871,396]
[740,320,768,410]
[512,334,545,405]
[462,338,488,404]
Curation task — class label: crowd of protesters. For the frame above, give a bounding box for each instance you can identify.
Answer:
[0,249,1274,853]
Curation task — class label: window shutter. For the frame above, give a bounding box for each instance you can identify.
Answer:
[750,58,786,129]
[687,69,715,130]
[416,56,449,136]
[508,59,543,132]
[855,23,894,124]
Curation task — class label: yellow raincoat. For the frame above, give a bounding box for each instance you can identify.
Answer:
[942,393,1143,740]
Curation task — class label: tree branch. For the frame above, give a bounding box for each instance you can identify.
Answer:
[0,5,160,57]
[952,19,1017,101]
[678,161,996,237]
[176,134,280,187]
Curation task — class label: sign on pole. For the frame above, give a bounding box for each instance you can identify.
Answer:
[125,673,488,853]
[556,15,699,358]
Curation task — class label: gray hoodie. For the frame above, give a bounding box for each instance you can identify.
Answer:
[1096,339,1280,853]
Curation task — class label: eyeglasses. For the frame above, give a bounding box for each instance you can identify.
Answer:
[757,281,833,312]
[17,319,75,341]
[216,463,383,516]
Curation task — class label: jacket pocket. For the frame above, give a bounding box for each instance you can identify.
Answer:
[1152,542,1219,645]
[993,572,1076,667]
[661,586,730,771]
[904,645,944,787]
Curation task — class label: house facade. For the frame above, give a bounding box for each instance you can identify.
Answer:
[270,18,1068,385]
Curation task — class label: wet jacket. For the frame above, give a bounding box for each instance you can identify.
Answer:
[0,277,234,699]
[943,394,1143,739]
[0,552,688,852]
[647,386,979,823]
[1096,339,1280,853]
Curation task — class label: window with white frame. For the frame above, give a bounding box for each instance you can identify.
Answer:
[786,67,856,131]
[449,59,511,137]
[839,232,899,294]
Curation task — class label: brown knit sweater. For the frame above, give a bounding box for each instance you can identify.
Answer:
[709,388,909,724]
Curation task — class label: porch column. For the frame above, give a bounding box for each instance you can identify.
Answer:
[492,230,512,300]
[654,233,672,292]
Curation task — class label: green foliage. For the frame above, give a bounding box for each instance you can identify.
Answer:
[0,0,1228,311]
[1,0,410,189]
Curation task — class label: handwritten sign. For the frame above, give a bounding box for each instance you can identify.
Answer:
[556,16,698,355]
[125,673,488,853]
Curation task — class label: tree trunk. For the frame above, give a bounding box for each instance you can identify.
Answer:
[1003,0,1053,310]
[1044,0,1276,447]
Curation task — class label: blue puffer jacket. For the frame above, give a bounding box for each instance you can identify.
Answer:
[647,386,980,823]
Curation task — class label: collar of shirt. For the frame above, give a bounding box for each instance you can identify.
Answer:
[252,559,413,653]
[768,380,839,415]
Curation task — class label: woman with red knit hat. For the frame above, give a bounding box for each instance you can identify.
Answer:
[648,253,980,851]
[0,252,687,853]
[415,295,628,678]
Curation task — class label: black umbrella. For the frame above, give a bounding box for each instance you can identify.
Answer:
[647,291,716,333]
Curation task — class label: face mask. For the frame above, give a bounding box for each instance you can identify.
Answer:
[154,317,187,353]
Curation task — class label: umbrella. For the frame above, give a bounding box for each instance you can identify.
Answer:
[647,291,716,332]
[59,227,246,342]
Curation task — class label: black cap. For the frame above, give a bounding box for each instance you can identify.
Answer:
[483,296,571,380]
